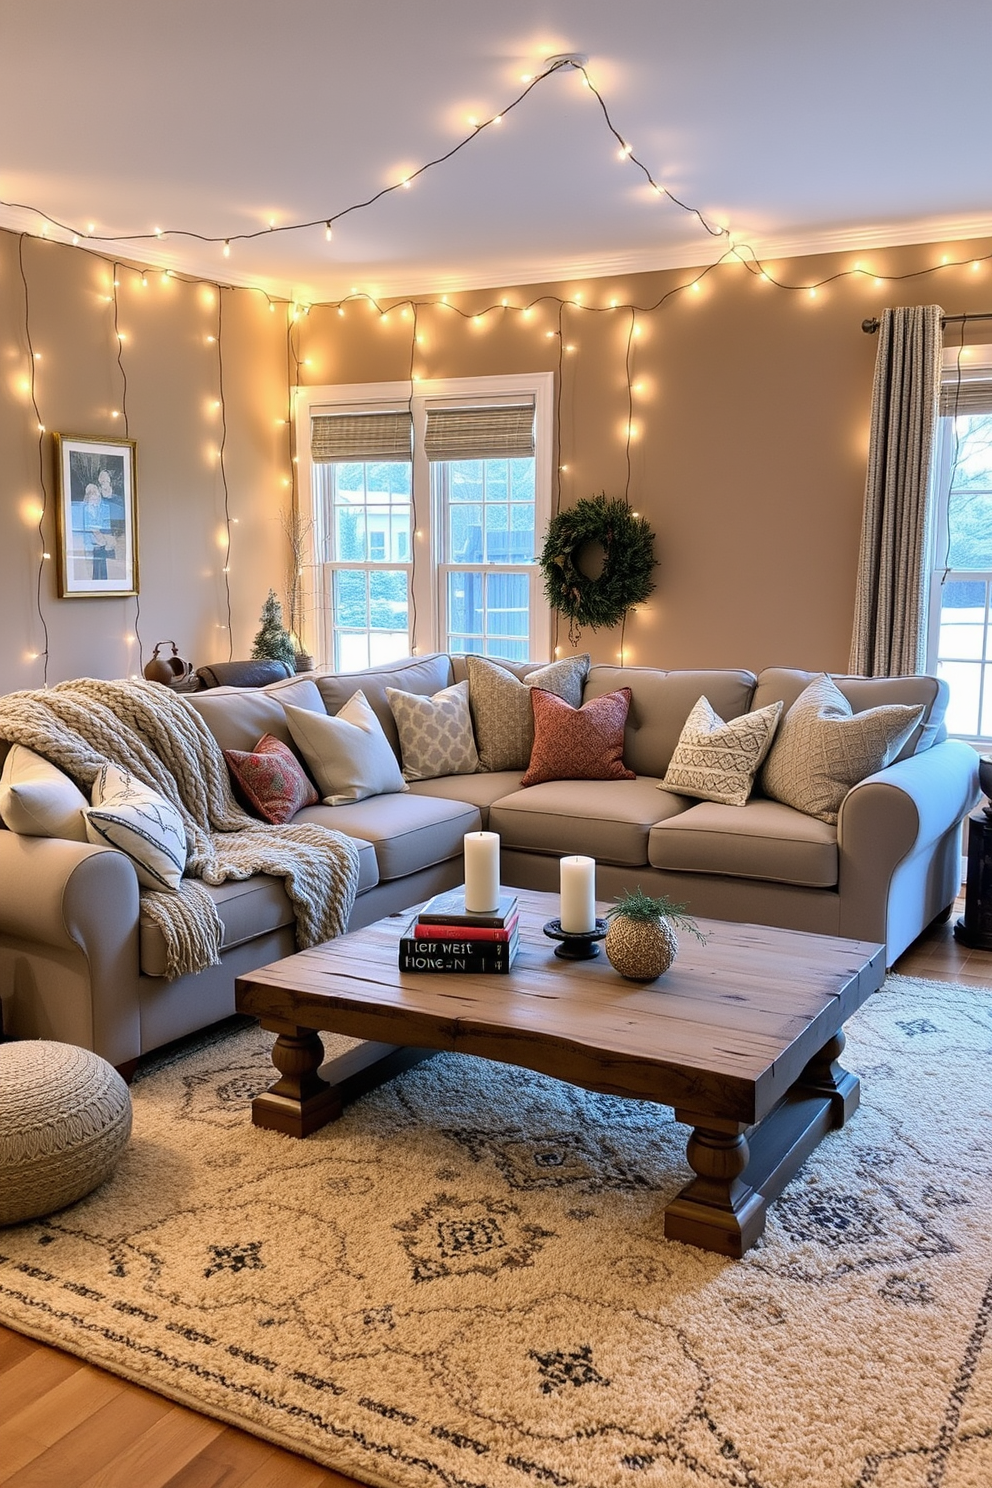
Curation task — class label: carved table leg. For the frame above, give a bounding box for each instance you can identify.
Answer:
[800,1029,860,1125]
[252,1026,342,1138]
[664,1114,767,1258]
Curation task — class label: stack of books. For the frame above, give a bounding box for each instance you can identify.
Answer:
[398,888,520,973]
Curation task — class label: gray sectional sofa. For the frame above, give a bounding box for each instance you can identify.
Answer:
[0,651,980,1070]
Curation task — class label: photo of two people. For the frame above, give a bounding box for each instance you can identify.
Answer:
[54,435,137,598]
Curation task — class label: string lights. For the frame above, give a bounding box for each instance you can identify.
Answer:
[6,52,992,682]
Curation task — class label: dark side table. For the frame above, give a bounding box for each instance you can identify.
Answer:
[954,808,992,949]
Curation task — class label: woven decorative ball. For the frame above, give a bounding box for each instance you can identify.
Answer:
[0,1042,132,1226]
[605,915,678,982]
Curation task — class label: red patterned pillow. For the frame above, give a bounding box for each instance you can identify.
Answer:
[521,688,635,786]
[224,734,318,824]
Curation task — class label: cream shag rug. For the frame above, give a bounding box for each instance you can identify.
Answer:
[0,975,990,1488]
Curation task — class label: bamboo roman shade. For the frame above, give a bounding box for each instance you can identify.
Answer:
[310,411,412,462]
[424,403,535,462]
[939,349,992,416]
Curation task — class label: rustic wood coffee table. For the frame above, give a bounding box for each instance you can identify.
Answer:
[236,888,884,1257]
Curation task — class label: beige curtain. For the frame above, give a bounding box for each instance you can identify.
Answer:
[849,305,943,676]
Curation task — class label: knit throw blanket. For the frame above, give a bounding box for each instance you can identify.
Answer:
[0,679,361,980]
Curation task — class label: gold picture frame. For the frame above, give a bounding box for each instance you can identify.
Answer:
[53,434,138,599]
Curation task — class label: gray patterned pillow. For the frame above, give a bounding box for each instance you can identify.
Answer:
[386,681,479,781]
[466,654,590,772]
[662,696,783,806]
[760,673,925,824]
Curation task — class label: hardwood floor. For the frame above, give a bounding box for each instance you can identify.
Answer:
[2,898,990,1486]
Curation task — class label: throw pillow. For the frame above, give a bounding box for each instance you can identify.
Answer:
[224,733,318,824]
[466,653,591,772]
[386,680,480,781]
[0,744,89,841]
[283,691,408,805]
[661,696,783,807]
[760,673,926,824]
[520,687,635,786]
[84,765,187,891]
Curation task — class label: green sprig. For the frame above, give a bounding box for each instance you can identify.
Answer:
[607,887,708,943]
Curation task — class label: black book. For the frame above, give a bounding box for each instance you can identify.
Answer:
[398,931,519,974]
[416,888,518,929]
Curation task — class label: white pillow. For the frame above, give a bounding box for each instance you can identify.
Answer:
[0,744,89,840]
[84,764,187,891]
[283,691,408,806]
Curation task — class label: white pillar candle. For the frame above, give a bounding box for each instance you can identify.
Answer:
[463,831,500,914]
[559,855,596,933]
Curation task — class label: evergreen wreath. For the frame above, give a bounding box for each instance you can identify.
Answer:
[538,494,657,632]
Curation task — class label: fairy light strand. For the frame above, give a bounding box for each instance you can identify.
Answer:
[215,290,234,659]
[17,234,51,685]
[113,263,144,671]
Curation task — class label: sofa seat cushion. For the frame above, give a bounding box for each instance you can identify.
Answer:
[138,839,379,978]
[294,793,480,882]
[406,770,524,828]
[648,798,838,888]
[490,777,691,867]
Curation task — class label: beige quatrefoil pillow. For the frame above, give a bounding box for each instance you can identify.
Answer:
[760,673,925,824]
[662,695,783,807]
[386,680,480,781]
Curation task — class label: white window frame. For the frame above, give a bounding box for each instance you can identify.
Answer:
[925,346,992,743]
[294,373,554,668]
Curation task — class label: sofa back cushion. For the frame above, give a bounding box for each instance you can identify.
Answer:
[314,653,453,759]
[751,668,947,759]
[582,666,757,778]
[187,676,325,753]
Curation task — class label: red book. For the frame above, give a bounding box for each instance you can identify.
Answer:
[411,912,519,943]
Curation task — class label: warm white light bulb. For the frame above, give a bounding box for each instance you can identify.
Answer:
[223,240,231,257]
[325,223,333,241]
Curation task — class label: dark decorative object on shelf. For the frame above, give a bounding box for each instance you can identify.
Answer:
[251,590,296,668]
[542,917,608,960]
[538,493,656,635]
[954,755,992,949]
[143,641,194,688]
[196,660,294,689]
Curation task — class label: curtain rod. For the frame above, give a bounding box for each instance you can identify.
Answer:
[862,312,992,334]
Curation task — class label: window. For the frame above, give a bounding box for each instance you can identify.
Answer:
[927,345,992,740]
[295,375,553,671]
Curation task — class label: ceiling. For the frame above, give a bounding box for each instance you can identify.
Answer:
[2,0,991,304]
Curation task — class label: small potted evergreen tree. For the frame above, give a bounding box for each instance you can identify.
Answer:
[251,590,296,670]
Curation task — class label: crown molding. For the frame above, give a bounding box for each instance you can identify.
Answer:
[5,201,992,306]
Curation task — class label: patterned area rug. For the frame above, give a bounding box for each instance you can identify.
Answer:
[0,974,990,1488]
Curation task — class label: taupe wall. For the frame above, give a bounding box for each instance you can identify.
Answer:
[2,226,990,693]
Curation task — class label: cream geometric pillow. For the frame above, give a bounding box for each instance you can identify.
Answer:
[84,765,187,891]
[466,654,590,772]
[386,680,479,781]
[0,744,89,840]
[760,673,925,824]
[661,696,783,806]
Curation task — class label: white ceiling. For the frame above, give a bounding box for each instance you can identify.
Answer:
[3,0,991,303]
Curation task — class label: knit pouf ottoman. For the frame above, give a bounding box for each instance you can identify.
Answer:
[0,1041,132,1226]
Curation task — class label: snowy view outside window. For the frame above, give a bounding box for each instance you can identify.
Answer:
[929,409,992,739]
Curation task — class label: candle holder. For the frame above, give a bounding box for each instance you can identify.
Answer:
[543,917,608,960]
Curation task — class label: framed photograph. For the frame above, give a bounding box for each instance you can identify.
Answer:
[53,434,138,598]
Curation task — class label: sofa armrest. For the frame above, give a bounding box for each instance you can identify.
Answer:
[0,832,142,1064]
[837,739,980,952]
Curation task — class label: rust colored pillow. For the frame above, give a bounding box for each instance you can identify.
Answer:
[520,687,635,786]
[224,734,318,824]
